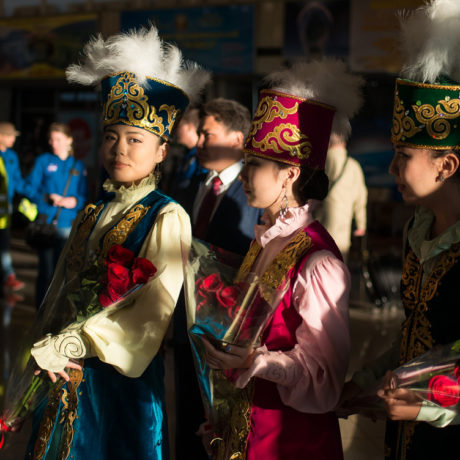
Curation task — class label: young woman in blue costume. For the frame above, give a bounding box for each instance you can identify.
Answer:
[340,1,460,459]
[22,27,210,460]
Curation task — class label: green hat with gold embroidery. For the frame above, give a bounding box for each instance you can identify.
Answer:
[392,0,460,149]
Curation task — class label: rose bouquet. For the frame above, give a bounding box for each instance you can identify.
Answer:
[183,239,288,445]
[340,340,460,418]
[0,244,157,450]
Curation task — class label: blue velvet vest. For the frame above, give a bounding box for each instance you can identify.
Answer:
[26,189,173,460]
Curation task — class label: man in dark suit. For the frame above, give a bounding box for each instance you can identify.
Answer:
[175,97,261,254]
[173,98,262,459]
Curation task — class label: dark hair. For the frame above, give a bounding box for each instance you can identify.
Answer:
[431,148,460,182]
[180,106,200,128]
[278,162,329,204]
[199,98,251,136]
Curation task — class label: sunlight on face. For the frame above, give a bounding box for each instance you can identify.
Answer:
[101,124,166,186]
[196,115,243,173]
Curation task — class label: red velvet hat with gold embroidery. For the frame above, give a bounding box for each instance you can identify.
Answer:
[244,59,363,169]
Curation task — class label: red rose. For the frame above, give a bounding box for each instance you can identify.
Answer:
[428,375,460,407]
[99,263,130,307]
[216,285,240,308]
[199,273,224,292]
[106,244,135,267]
[454,366,460,380]
[131,257,157,284]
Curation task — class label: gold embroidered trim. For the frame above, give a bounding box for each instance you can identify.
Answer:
[250,123,312,160]
[99,203,150,261]
[66,200,151,277]
[413,98,460,140]
[392,92,423,143]
[235,230,313,295]
[32,367,83,460]
[103,72,180,140]
[211,376,254,460]
[397,242,460,457]
[248,96,299,139]
[66,203,104,276]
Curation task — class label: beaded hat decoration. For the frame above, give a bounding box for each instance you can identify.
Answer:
[66,26,210,141]
[243,59,363,169]
[392,0,460,149]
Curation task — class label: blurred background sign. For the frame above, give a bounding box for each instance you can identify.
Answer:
[121,5,254,75]
[0,13,97,79]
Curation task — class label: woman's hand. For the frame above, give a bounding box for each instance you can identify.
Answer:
[377,370,422,421]
[196,420,213,457]
[201,337,255,370]
[34,359,82,383]
[49,194,77,209]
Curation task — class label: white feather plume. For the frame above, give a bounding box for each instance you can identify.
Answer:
[66,26,210,103]
[265,58,364,138]
[399,0,460,83]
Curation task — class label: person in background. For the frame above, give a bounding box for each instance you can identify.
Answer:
[313,132,367,263]
[170,106,207,194]
[26,122,88,308]
[173,97,263,459]
[0,121,31,292]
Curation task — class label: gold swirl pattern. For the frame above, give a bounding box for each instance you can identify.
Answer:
[212,375,253,460]
[103,72,178,139]
[100,204,150,261]
[66,201,151,276]
[32,367,83,460]
[236,230,312,299]
[392,92,423,142]
[248,96,299,139]
[66,203,104,277]
[251,123,312,160]
[396,242,460,458]
[54,332,86,360]
[413,98,460,140]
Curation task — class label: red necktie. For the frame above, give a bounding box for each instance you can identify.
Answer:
[194,176,222,239]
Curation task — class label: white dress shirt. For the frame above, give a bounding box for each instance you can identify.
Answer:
[192,161,243,225]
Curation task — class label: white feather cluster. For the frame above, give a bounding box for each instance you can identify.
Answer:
[66,26,210,102]
[265,58,364,138]
[399,0,460,83]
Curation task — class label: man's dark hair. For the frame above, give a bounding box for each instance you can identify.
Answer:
[180,106,200,128]
[199,98,251,136]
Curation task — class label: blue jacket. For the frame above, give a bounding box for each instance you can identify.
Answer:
[0,147,33,206]
[26,153,88,228]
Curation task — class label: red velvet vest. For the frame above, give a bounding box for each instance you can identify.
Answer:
[246,221,345,460]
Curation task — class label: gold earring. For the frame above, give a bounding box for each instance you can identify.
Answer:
[280,186,288,219]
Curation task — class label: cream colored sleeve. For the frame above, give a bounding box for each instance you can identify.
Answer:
[32,202,191,378]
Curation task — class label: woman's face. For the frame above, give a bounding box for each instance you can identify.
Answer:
[101,124,167,185]
[389,146,443,205]
[239,154,291,213]
[49,131,72,158]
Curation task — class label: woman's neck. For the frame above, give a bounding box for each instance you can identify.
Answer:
[429,191,460,238]
[54,151,69,161]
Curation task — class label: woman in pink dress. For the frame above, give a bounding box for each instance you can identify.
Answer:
[201,59,363,459]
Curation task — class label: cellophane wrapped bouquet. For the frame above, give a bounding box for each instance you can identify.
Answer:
[340,340,460,418]
[0,244,158,449]
[183,239,289,447]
